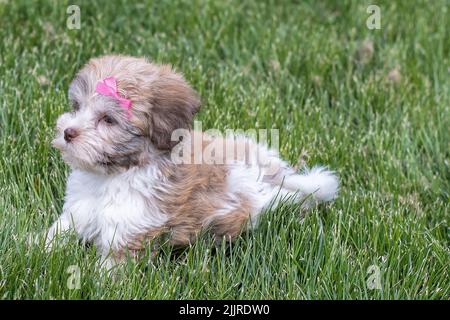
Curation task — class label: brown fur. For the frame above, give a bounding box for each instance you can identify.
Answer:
[61,55,201,174]
[120,136,255,254]
[83,55,201,150]
[163,135,255,245]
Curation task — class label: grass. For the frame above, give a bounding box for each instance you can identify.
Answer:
[0,0,448,299]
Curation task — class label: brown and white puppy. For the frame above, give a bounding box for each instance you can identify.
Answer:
[46,55,339,268]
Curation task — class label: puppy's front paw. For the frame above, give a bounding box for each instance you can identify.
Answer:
[44,217,72,251]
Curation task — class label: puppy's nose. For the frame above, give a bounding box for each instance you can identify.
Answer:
[64,128,79,142]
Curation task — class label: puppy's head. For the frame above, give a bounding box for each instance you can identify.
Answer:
[53,55,200,173]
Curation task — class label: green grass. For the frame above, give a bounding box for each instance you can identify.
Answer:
[0,0,449,299]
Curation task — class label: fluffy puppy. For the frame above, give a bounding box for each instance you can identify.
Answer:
[47,55,339,268]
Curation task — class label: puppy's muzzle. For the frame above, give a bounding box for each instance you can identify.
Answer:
[64,128,79,142]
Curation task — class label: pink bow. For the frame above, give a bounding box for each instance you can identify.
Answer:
[95,76,132,118]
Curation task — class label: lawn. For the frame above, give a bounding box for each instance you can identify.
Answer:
[0,0,448,299]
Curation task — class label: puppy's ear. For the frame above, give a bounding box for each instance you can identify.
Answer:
[149,72,201,150]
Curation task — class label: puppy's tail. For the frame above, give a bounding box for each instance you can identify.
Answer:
[282,166,339,206]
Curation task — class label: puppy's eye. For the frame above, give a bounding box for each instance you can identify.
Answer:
[101,115,116,125]
[71,100,80,111]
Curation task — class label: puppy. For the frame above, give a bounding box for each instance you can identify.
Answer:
[46,55,339,268]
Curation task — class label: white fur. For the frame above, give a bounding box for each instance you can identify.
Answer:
[225,139,339,227]
[46,165,168,261]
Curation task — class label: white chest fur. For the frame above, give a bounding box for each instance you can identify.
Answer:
[62,166,167,254]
